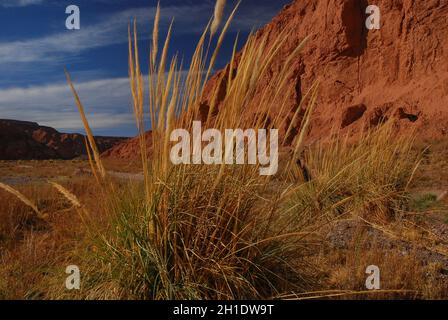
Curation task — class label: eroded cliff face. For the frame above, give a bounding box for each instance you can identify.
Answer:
[201,0,448,140]
[104,0,448,160]
[0,119,127,160]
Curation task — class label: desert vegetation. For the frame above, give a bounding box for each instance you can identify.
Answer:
[0,3,447,300]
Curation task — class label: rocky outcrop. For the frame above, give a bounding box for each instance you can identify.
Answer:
[105,0,448,160]
[0,119,127,160]
[201,0,448,140]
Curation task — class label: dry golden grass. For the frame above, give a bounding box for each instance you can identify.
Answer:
[0,182,45,219]
[39,2,321,299]
[322,240,448,299]
[211,0,226,37]
[0,2,447,300]
[0,177,99,299]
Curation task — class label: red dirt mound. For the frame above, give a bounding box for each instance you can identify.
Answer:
[0,119,127,160]
[101,131,152,159]
[105,0,448,159]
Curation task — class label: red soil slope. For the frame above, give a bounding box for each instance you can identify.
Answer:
[101,131,152,159]
[106,0,448,159]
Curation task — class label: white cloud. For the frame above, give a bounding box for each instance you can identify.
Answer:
[0,1,279,134]
[0,3,275,63]
[0,77,136,131]
[0,0,43,7]
[0,4,205,63]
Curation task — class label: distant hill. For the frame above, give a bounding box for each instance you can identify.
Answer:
[0,119,128,160]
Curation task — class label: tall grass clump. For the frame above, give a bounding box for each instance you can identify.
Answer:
[57,2,319,299]
[285,122,421,226]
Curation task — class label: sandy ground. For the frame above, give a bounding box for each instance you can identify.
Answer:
[0,159,143,186]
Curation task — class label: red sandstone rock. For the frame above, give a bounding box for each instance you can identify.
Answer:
[201,0,448,140]
[105,0,448,160]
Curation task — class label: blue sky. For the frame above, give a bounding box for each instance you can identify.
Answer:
[0,0,290,136]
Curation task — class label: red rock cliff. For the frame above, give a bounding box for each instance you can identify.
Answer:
[201,0,448,140]
[105,0,448,160]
